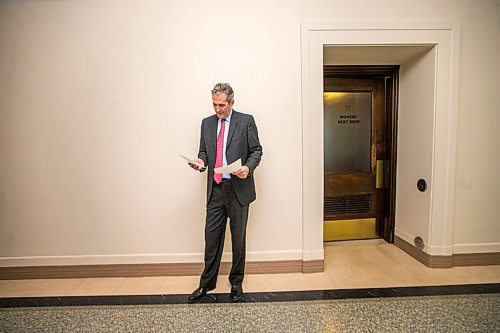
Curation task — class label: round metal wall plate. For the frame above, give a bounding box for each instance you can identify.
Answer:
[414,236,424,249]
[417,179,427,192]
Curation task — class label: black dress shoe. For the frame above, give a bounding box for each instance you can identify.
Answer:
[230,284,243,302]
[188,287,213,303]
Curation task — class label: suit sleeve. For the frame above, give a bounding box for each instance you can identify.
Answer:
[198,120,208,167]
[245,115,263,175]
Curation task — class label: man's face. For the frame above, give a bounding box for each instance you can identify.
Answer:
[212,93,234,120]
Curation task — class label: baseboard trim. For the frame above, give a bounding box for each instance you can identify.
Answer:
[0,263,202,280]
[0,259,322,280]
[394,236,452,268]
[452,253,500,266]
[302,260,324,273]
[394,236,500,268]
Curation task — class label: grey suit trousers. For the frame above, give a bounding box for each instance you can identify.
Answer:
[199,179,249,288]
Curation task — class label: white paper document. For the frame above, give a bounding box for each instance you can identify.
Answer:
[214,159,242,174]
[179,154,205,168]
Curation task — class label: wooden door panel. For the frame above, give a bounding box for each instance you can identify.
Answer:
[323,65,399,242]
[324,174,375,197]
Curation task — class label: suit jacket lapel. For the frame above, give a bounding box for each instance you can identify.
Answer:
[209,115,218,153]
[226,110,239,149]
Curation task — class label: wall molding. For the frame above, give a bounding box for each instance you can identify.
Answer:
[453,242,500,254]
[452,253,500,267]
[0,250,324,279]
[0,259,324,280]
[302,260,324,273]
[300,23,461,263]
[0,250,303,267]
[394,236,500,268]
[395,228,456,256]
[395,235,452,268]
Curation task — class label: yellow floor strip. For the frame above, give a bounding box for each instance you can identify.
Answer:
[324,218,378,241]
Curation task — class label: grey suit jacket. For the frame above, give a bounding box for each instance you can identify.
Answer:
[198,110,263,206]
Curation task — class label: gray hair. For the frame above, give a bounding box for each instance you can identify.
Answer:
[211,83,234,102]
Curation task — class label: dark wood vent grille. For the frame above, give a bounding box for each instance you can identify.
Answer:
[324,194,373,216]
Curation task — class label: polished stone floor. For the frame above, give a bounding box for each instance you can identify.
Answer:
[1,241,500,332]
[1,293,499,332]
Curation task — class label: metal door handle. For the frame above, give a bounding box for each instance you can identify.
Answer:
[376,160,383,188]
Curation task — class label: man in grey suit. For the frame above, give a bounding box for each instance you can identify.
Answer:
[188,83,263,302]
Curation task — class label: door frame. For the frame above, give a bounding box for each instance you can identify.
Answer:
[300,23,460,266]
[323,65,399,242]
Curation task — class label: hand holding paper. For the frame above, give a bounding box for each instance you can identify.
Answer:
[214,159,242,174]
[180,154,206,172]
[232,165,250,179]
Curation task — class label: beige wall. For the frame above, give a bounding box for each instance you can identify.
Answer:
[0,0,498,266]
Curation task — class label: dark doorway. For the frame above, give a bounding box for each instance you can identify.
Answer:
[323,65,399,243]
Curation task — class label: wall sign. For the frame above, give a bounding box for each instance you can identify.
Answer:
[338,113,360,124]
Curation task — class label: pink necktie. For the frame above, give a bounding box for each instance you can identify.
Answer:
[214,119,225,184]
